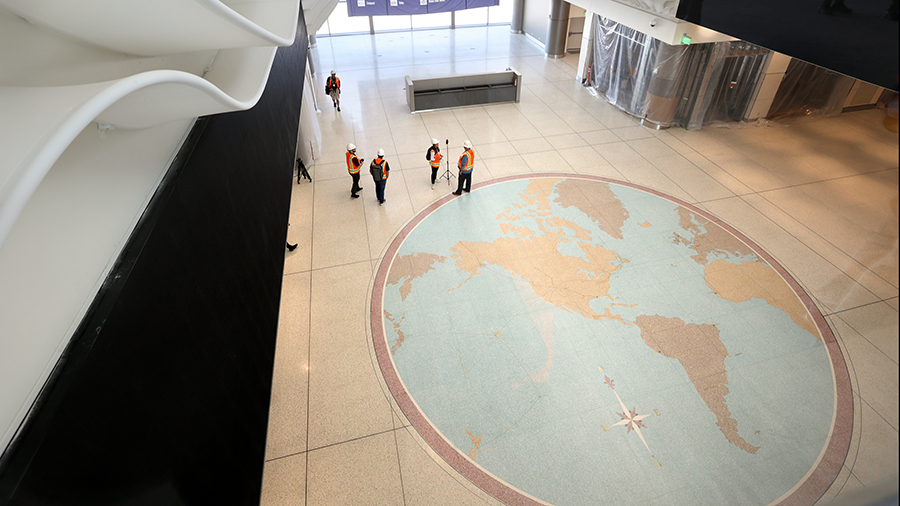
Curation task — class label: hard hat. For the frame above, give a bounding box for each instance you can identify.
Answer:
[377,148,385,157]
[432,138,439,145]
[463,140,472,149]
[331,70,336,75]
[347,143,356,151]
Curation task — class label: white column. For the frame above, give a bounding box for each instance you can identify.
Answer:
[576,12,595,82]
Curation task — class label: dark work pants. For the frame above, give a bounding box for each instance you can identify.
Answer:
[351,172,361,195]
[456,171,472,193]
[375,180,386,203]
[431,166,439,184]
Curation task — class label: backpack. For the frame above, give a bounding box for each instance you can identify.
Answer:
[425,147,432,161]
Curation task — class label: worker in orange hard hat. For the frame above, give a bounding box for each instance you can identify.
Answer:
[370,148,391,205]
[346,143,363,198]
[326,70,341,111]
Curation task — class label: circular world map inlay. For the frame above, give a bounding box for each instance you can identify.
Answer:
[372,175,851,506]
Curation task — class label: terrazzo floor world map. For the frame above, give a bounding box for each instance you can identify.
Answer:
[375,176,847,506]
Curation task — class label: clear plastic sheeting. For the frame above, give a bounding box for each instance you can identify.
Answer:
[643,42,691,127]
[671,41,731,130]
[588,14,862,129]
[588,15,772,130]
[679,42,770,130]
[766,59,856,125]
[590,17,658,118]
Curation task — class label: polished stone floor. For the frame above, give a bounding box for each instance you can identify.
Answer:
[261,25,898,505]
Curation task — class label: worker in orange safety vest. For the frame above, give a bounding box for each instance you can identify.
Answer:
[426,138,442,189]
[326,70,341,111]
[370,148,390,205]
[346,143,363,198]
[452,140,474,196]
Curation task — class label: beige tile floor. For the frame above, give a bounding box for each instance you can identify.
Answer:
[262,25,899,505]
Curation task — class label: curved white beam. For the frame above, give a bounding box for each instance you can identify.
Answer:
[0,0,299,56]
[0,46,277,251]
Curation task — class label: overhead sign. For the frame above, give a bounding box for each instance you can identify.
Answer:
[349,0,498,17]
[388,0,428,15]
[351,0,387,16]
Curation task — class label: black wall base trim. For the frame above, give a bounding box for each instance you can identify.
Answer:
[0,14,308,506]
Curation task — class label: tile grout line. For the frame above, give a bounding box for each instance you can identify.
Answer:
[686,161,895,322]
[830,307,900,367]
[367,93,414,502]
[753,188,896,294]
[667,148,886,318]
[393,418,407,506]
[304,174,316,506]
[729,191,881,316]
[857,390,899,433]
[268,426,412,463]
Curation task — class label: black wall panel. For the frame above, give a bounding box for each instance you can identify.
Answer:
[676,0,898,89]
[0,12,308,506]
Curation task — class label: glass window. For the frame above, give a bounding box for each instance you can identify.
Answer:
[411,11,452,30]
[488,0,512,25]
[454,6,488,26]
[319,0,511,37]
[327,1,371,35]
[373,14,412,31]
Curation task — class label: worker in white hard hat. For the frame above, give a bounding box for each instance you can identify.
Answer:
[326,70,341,111]
[426,138,442,189]
[452,140,474,196]
[369,148,390,205]
[346,143,363,198]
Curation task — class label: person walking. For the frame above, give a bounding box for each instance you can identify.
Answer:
[346,143,363,198]
[326,70,341,111]
[370,149,390,205]
[426,138,442,189]
[452,140,474,196]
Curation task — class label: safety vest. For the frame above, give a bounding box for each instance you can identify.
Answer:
[458,149,474,173]
[371,158,388,180]
[327,76,340,89]
[346,151,360,174]
[430,151,442,169]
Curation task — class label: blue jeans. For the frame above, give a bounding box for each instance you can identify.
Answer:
[375,180,386,203]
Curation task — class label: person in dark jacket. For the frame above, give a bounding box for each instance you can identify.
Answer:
[370,149,390,205]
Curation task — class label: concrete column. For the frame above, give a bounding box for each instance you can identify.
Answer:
[309,33,317,48]
[510,0,525,34]
[546,0,570,58]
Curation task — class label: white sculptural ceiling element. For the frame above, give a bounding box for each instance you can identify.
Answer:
[0,0,299,460]
[613,0,679,17]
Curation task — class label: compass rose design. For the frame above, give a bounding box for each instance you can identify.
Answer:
[604,374,653,456]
